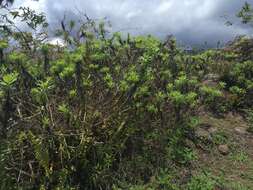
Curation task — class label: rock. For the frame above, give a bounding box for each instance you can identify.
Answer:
[195,128,213,143]
[218,144,229,155]
[202,80,218,87]
[234,127,247,135]
[202,74,220,87]
[203,73,220,81]
[195,128,210,139]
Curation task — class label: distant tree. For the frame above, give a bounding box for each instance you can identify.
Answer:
[238,2,253,25]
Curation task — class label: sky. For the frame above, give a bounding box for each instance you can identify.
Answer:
[12,0,253,46]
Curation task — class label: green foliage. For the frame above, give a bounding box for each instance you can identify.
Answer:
[0,72,18,88]
[114,169,180,190]
[200,85,226,113]
[230,151,249,164]
[0,30,201,189]
[187,172,217,190]
[0,40,8,49]
[212,130,228,145]
[237,2,253,24]
[246,109,253,133]
[31,77,54,104]
[0,7,253,189]
[227,182,251,190]
[221,60,253,108]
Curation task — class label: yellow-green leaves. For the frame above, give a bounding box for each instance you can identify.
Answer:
[8,52,27,63]
[58,103,71,118]
[127,70,139,83]
[147,104,158,113]
[168,91,185,106]
[119,80,129,92]
[0,72,18,88]
[0,40,8,49]
[120,67,140,92]
[60,64,75,79]
[51,59,75,79]
[134,85,150,99]
[200,86,223,100]
[168,90,197,110]
[69,89,77,98]
[103,73,114,89]
[200,85,224,112]
[31,77,54,104]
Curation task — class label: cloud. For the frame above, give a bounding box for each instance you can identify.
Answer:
[13,0,253,46]
[14,0,46,12]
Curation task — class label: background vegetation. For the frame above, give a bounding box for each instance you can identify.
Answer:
[0,1,253,189]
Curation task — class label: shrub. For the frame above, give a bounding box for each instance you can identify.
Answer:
[221,60,253,108]
[0,30,200,189]
[187,172,216,190]
[199,85,227,113]
[1,6,253,189]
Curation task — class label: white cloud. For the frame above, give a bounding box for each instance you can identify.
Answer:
[14,0,46,12]
[126,9,142,21]
[155,1,173,14]
[12,0,253,46]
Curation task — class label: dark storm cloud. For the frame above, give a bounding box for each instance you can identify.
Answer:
[14,0,253,46]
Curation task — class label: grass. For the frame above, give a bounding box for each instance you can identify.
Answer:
[229,151,249,164]
[212,130,229,145]
[190,113,253,189]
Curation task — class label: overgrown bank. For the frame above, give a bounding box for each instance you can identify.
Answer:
[0,2,253,189]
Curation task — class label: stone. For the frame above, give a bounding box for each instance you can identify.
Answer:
[195,128,210,139]
[195,128,213,144]
[202,74,220,87]
[202,80,218,87]
[203,73,220,81]
[218,144,229,155]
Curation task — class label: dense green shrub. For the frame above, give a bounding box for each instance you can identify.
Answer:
[1,3,253,189]
[221,60,253,108]
[0,27,202,189]
[186,172,216,190]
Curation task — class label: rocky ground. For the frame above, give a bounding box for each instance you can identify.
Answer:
[188,112,253,189]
